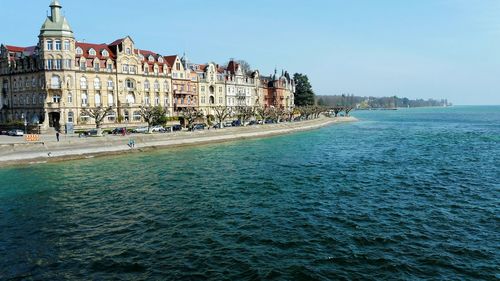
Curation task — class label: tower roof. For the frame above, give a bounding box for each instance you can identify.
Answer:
[40,0,73,38]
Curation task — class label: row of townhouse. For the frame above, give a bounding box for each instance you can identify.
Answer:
[0,0,295,131]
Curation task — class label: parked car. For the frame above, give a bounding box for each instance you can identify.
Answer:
[224,121,233,127]
[231,120,241,127]
[151,125,166,132]
[133,127,149,133]
[112,127,126,135]
[248,120,257,126]
[8,129,24,136]
[190,124,206,131]
[265,119,275,124]
[172,125,182,132]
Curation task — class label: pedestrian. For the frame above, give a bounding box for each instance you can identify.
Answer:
[56,131,60,142]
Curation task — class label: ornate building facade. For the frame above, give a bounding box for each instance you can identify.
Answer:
[0,0,295,131]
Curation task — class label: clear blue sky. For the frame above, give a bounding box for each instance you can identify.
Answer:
[1,0,499,105]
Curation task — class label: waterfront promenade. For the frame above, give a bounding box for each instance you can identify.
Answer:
[0,117,356,167]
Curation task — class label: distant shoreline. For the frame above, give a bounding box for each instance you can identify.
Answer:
[0,117,357,168]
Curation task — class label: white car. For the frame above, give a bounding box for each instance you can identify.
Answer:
[151,125,165,132]
[133,127,149,133]
[8,129,24,136]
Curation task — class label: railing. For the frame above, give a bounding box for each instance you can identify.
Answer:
[173,90,191,95]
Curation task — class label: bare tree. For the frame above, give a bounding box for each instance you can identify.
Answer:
[81,106,113,135]
[270,107,286,123]
[344,106,354,117]
[140,106,167,133]
[257,107,273,123]
[332,106,343,118]
[212,106,231,128]
[180,108,204,130]
[236,106,256,125]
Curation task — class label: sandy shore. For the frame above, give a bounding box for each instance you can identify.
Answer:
[0,117,356,167]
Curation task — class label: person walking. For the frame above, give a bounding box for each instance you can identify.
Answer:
[56,131,60,142]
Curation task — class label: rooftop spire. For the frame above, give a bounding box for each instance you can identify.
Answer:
[40,0,73,38]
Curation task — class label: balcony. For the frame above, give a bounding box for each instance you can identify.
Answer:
[173,90,191,95]
[49,84,61,90]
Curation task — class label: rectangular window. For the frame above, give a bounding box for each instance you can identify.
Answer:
[64,40,70,50]
[176,63,181,71]
[47,59,53,69]
[94,62,100,72]
[68,94,73,103]
[55,59,62,70]
[107,63,112,72]
[46,40,53,50]
[80,61,86,70]
[64,59,71,69]
[52,95,61,103]
[122,64,129,73]
[55,40,62,50]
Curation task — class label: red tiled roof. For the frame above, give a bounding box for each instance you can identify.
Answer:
[164,55,178,67]
[76,42,116,60]
[109,38,125,46]
[5,45,37,56]
[5,45,27,52]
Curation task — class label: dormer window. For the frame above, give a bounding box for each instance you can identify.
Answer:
[158,57,164,63]
[76,47,83,55]
[139,54,144,60]
[126,48,131,55]
[101,50,109,57]
[89,48,96,56]
[148,55,154,62]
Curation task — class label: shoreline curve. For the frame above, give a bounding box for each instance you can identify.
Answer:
[0,117,356,168]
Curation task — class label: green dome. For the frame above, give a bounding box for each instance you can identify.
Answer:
[39,0,73,38]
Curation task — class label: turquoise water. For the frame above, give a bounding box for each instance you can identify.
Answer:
[0,106,499,280]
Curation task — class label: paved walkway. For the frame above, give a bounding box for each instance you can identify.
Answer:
[0,117,356,166]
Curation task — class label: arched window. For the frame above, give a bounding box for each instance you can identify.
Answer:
[126,48,131,55]
[164,95,169,106]
[124,110,129,122]
[67,92,73,103]
[89,48,96,56]
[50,75,61,89]
[95,92,101,106]
[154,81,159,91]
[144,80,150,90]
[107,92,114,106]
[81,92,88,106]
[107,79,113,89]
[101,50,109,57]
[163,81,168,92]
[126,93,135,104]
[155,94,160,106]
[94,77,101,89]
[80,77,87,89]
[209,96,215,104]
[144,94,150,105]
[94,59,100,71]
[158,57,164,63]
[125,79,134,90]
[76,47,83,55]
[32,94,36,104]
[148,55,154,62]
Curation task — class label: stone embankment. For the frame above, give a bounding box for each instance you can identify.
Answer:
[0,117,356,167]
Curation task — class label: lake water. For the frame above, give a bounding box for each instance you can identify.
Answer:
[0,106,498,280]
